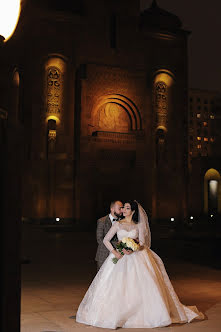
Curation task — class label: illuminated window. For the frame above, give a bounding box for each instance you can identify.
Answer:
[197,144,201,149]
[203,122,208,127]
[196,113,201,118]
[210,137,215,142]
[204,137,208,142]
[189,151,193,155]
[197,136,201,141]
[210,114,215,119]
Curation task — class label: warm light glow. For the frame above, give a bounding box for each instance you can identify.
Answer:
[0,0,21,41]
[210,115,215,119]
[204,137,208,142]
[196,113,201,118]
[203,122,208,127]
[197,144,201,149]
[56,217,60,222]
[190,216,193,220]
[209,180,218,197]
[170,217,175,222]
[197,136,201,141]
[46,115,60,124]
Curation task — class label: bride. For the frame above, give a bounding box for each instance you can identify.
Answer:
[76,200,204,329]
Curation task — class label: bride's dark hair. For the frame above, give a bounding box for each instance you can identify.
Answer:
[126,200,139,223]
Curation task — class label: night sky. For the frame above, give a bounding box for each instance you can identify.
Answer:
[141,0,221,91]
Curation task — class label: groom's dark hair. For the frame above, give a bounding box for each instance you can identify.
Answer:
[126,200,139,223]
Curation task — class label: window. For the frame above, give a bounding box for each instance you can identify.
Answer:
[196,113,201,118]
[210,114,215,119]
[197,144,202,149]
[204,137,208,142]
[203,121,208,127]
[210,137,215,142]
[197,136,201,141]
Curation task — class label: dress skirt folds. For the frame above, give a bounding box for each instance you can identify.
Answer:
[76,225,204,329]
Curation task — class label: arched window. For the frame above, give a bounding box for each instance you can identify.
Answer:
[44,56,66,156]
[44,56,66,124]
[12,69,23,123]
[153,70,174,133]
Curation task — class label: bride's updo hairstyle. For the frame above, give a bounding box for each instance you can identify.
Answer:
[126,200,139,223]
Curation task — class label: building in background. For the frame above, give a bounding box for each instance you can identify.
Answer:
[0,0,190,226]
[188,89,221,219]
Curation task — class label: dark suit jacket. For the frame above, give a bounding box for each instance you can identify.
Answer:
[95,215,118,265]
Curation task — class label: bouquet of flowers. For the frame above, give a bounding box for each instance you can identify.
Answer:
[112,237,140,264]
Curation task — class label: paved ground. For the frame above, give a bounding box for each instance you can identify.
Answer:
[21,224,221,332]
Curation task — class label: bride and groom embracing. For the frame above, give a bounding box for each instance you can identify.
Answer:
[76,199,204,329]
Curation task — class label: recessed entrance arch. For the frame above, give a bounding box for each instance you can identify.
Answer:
[204,168,221,214]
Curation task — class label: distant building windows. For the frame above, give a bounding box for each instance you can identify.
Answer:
[197,136,201,141]
[197,144,202,149]
[210,137,215,142]
[196,113,201,118]
[203,121,208,127]
[210,114,215,119]
[204,137,209,142]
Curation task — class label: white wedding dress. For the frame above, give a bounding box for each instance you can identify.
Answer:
[76,221,204,329]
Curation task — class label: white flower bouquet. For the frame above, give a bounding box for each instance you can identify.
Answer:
[112,237,140,264]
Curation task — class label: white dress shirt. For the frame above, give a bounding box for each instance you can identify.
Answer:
[109,213,118,225]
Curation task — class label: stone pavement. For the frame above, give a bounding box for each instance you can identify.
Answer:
[21,224,221,332]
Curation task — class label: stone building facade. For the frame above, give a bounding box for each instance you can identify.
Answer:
[1,0,190,225]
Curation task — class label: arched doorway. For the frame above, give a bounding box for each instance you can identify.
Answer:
[204,168,221,215]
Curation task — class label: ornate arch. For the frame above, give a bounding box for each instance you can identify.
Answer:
[90,94,142,133]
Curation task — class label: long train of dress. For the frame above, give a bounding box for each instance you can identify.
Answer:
[76,223,204,329]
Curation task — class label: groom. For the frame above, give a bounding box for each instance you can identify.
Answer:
[95,200,123,270]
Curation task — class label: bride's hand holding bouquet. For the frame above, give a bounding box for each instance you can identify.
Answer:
[112,237,140,264]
